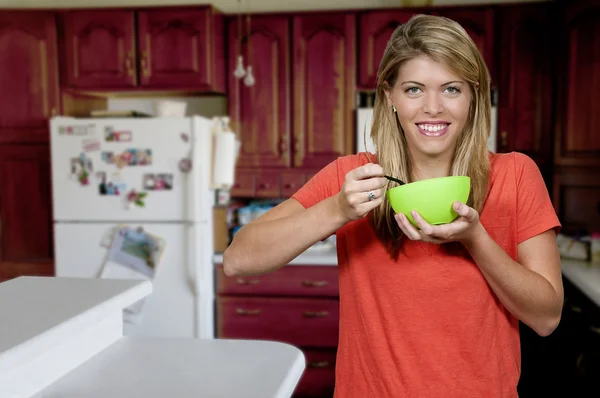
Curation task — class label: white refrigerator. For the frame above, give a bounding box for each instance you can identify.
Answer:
[49,115,217,340]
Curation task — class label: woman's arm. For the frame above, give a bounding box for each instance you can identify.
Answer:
[223,163,387,277]
[223,196,347,276]
[462,224,563,337]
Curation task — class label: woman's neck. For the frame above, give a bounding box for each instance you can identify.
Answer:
[411,156,452,181]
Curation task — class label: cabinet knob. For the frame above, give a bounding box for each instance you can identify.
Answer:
[141,51,150,77]
[302,280,328,287]
[235,278,260,285]
[307,361,331,368]
[501,131,508,148]
[303,310,329,318]
[125,51,134,77]
[235,308,261,316]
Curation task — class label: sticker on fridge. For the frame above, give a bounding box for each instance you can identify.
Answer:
[97,171,127,196]
[70,152,93,185]
[82,138,100,152]
[143,173,173,191]
[105,126,132,142]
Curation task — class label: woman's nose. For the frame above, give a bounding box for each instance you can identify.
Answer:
[422,94,444,115]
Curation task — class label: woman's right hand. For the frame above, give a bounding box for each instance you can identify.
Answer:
[336,163,387,221]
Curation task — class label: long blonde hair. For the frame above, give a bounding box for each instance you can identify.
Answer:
[368,14,492,259]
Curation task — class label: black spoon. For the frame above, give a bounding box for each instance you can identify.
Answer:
[384,175,406,185]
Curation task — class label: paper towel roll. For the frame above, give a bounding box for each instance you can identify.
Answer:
[212,131,238,190]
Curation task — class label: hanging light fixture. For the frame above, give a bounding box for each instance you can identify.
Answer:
[233,0,246,79]
[243,0,255,87]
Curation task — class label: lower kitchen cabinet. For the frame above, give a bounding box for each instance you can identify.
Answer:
[215,264,338,397]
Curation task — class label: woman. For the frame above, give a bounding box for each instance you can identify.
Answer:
[223,14,563,397]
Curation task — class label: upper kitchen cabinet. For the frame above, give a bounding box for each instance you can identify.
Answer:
[228,16,291,168]
[430,7,495,83]
[0,12,59,144]
[292,13,356,169]
[137,8,225,91]
[496,3,555,177]
[62,10,136,89]
[60,7,226,92]
[357,10,419,89]
[554,0,600,167]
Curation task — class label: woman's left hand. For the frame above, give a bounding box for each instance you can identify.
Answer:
[394,201,482,245]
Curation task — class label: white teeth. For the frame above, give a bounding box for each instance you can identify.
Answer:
[418,124,447,132]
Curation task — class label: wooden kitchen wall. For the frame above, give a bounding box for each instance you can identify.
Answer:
[0,0,599,280]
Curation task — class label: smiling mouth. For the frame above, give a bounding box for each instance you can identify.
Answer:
[416,123,449,137]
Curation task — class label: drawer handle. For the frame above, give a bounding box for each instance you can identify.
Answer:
[302,280,329,287]
[303,311,329,318]
[236,278,261,285]
[236,308,261,316]
[307,360,332,368]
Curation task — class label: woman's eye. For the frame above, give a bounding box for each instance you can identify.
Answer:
[445,86,461,94]
[406,87,421,94]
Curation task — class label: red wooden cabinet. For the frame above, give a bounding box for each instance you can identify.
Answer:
[430,7,495,83]
[228,16,291,168]
[60,7,225,92]
[0,12,59,144]
[554,0,600,167]
[137,8,225,91]
[215,264,339,397]
[0,145,54,282]
[496,3,555,177]
[357,10,418,89]
[62,10,136,89]
[292,13,356,170]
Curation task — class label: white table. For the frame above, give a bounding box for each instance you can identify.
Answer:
[0,277,305,398]
[561,258,600,307]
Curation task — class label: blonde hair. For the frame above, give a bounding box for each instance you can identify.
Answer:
[367,14,492,259]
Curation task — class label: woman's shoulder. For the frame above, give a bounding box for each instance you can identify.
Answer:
[489,151,539,177]
[335,152,376,174]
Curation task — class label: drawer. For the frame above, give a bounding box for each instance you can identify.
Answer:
[281,171,307,198]
[294,349,336,398]
[231,169,256,197]
[255,170,280,198]
[217,296,339,348]
[216,265,339,297]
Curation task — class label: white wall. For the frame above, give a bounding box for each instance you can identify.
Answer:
[0,0,550,13]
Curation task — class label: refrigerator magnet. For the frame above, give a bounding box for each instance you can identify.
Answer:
[82,138,100,152]
[181,132,189,142]
[178,158,192,173]
[126,189,147,207]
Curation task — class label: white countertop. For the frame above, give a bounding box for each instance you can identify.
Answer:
[561,258,600,307]
[0,276,305,398]
[33,337,305,398]
[0,276,151,375]
[213,249,338,266]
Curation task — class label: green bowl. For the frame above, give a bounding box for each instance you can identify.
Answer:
[386,176,471,226]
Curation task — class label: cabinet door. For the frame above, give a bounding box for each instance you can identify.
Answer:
[431,8,495,82]
[228,16,291,168]
[138,8,225,91]
[552,168,600,235]
[555,0,600,167]
[358,10,416,89]
[0,145,54,282]
[496,4,555,178]
[62,10,136,88]
[293,13,356,169]
[0,12,59,144]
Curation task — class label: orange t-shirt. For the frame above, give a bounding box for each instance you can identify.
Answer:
[291,151,561,398]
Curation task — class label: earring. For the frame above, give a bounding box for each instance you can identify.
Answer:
[392,105,397,113]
